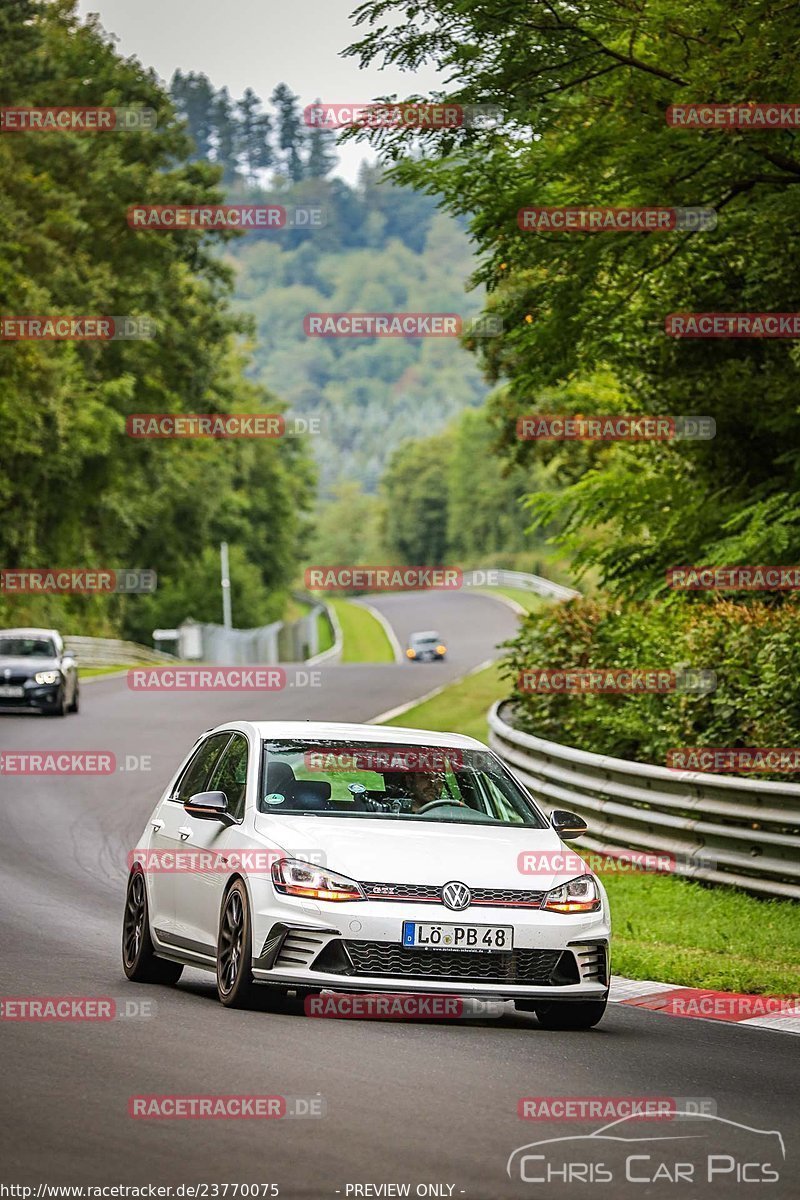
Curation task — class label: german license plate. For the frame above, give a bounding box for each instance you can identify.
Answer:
[0,685,24,698]
[402,920,513,952]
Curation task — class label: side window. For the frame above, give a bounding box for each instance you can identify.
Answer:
[173,733,232,803]
[207,734,249,822]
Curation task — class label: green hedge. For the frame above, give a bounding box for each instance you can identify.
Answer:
[501,598,800,780]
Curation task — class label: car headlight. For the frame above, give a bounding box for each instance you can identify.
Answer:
[542,874,601,913]
[271,858,365,902]
[406,648,416,658]
[34,670,61,685]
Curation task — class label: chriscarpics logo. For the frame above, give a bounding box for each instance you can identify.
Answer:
[507,1111,785,1191]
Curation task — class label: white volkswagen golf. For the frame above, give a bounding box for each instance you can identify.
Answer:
[123,721,611,1028]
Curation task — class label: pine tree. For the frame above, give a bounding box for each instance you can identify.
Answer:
[169,70,215,161]
[305,100,337,179]
[271,83,306,183]
[236,88,274,184]
[212,86,239,183]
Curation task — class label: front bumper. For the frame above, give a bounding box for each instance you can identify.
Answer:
[250,898,610,1001]
[0,683,62,711]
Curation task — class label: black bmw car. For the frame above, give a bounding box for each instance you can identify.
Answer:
[0,628,79,716]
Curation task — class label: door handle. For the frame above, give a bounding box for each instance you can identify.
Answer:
[178,826,191,841]
[151,819,164,832]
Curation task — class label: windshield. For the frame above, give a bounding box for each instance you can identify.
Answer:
[260,740,547,827]
[413,635,439,646]
[0,636,56,658]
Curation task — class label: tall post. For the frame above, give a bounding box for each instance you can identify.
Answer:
[220,541,232,629]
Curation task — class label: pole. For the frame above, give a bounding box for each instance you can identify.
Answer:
[220,541,232,629]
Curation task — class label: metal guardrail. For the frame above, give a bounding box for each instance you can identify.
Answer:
[175,594,337,665]
[65,635,176,667]
[462,567,580,603]
[489,701,800,900]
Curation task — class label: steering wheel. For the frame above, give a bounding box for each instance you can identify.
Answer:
[415,799,459,815]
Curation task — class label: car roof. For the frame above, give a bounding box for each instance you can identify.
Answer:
[409,630,441,640]
[0,627,60,638]
[223,721,487,750]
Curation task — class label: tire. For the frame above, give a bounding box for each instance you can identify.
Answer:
[122,869,184,984]
[534,998,608,1030]
[47,687,67,717]
[68,685,79,713]
[216,879,260,1008]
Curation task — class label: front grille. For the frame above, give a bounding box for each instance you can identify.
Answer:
[324,940,567,985]
[359,881,545,908]
[0,672,30,686]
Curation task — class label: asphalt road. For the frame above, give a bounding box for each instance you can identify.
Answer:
[0,589,797,1199]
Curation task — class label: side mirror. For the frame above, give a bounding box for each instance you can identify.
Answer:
[550,809,588,839]
[184,790,236,825]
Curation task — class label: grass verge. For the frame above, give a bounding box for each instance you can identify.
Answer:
[379,661,800,993]
[382,661,503,742]
[315,609,335,655]
[79,664,139,679]
[327,597,394,664]
[475,586,548,614]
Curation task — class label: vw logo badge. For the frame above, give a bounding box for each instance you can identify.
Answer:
[3,669,10,680]
[441,880,471,911]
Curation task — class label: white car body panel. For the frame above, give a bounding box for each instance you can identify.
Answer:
[132,720,611,1001]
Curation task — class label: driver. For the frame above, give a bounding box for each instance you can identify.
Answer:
[407,769,447,813]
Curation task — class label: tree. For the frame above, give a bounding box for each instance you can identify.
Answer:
[381,435,451,564]
[344,0,800,596]
[306,483,385,565]
[236,87,273,184]
[211,85,240,183]
[271,83,306,183]
[305,100,338,179]
[169,69,215,161]
[0,1,313,638]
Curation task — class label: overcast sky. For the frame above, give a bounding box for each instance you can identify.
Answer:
[76,0,444,181]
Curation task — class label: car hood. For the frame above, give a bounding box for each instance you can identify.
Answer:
[0,656,60,673]
[254,812,590,891]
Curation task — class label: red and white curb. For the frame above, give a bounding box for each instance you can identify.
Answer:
[610,975,800,1035]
